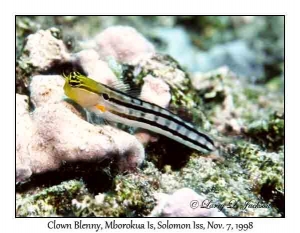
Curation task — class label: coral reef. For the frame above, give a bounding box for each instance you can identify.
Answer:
[23,29,70,71]
[190,67,283,137]
[16,75,145,182]
[16,16,284,217]
[244,112,284,150]
[72,169,159,217]
[158,154,282,217]
[16,180,87,217]
[234,143,284,212]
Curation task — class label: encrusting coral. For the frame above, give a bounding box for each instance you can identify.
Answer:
[70,49,118,86]
[16,26,177,183]
[23,29,70,71]
[94,26,155,65]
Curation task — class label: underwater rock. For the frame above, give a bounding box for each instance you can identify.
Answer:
[16,180,86,217]
[140,74,171,108]
[23,29,70,71]
[29,74,66,107]
[234,143,284,211]
[72,49,118,85]
[190,66,283,138]
[94,26,155,65]
[191,67,243,134]
[71,169,159,217]
[244,112,284,150]
[16,94,34,182]
[139,54,187,89]
[158,154,282,217]
[16,75,145,182]
[150,188,226,217]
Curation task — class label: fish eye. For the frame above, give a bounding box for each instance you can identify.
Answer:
[69,79,81,87]
[68,74,81,87]
[102,93,109,100]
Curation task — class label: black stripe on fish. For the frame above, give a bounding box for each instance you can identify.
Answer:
[110,110,214,152]
[107,96,215,148]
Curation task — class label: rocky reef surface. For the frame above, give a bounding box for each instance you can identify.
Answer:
[16,16,284,217]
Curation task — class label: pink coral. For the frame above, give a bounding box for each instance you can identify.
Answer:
[73,49,118,85]
[151,188,226,217]
[94,26,155,65]
[16,75,145,182]
[139,74,171,108]
[23,29,70,71]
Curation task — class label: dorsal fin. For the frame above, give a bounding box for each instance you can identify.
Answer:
[108,80,131,92]
[108,80,141,98]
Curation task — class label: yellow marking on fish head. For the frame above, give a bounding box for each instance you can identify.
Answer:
[63,72,103,107]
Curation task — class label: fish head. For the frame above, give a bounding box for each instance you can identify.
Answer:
[63,72,102,107]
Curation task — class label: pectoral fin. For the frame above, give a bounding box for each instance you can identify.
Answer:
[96,104,107,112]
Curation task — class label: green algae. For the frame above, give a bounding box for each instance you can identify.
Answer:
[245,112,284,150]
[159,154,281,217]
[16,180,87,217]
[234,143,284,214]
[72,164,160,217]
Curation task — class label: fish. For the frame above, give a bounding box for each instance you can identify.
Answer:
[63,72,217,154]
